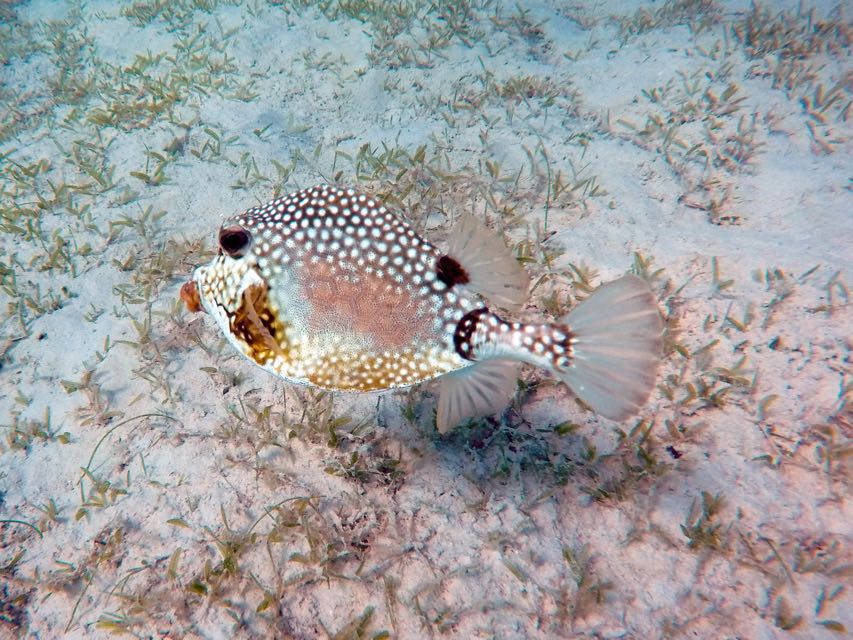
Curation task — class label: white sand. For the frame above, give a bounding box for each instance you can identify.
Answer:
[1,0,850,638]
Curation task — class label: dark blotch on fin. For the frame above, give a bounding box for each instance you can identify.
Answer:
[453,307,488,360]
[219,226,252,258]
[436,254,470,288]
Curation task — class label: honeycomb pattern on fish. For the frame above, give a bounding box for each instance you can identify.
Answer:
[196,185,507,390]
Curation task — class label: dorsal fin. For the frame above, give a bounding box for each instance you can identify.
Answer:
[444,213,530,311]
[435,359,521,433]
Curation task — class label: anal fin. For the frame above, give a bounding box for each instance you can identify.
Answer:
[445,213,530,311]
[435,359,521,434]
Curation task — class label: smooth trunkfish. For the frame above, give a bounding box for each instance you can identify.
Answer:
[181,184,663,432]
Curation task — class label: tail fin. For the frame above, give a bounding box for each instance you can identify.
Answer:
[556,274,663,420]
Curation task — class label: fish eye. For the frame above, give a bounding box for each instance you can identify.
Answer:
[219,226,252,257]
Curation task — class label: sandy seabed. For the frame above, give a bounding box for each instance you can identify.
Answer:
[1,0,851,638]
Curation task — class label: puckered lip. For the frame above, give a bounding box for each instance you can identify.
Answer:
[180,280,204,313]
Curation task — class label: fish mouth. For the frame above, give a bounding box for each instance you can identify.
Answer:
[180,280,203,313]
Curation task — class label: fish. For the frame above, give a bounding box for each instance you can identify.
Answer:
[181,184,663,433]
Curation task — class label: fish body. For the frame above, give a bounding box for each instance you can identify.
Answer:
[184,184,663,432]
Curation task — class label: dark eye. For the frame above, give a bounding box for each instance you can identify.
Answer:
[219,226,252,257]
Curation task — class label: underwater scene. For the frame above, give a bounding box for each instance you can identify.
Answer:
[0,0,851,637]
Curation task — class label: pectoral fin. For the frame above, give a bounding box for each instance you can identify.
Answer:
[232,283,288,364]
